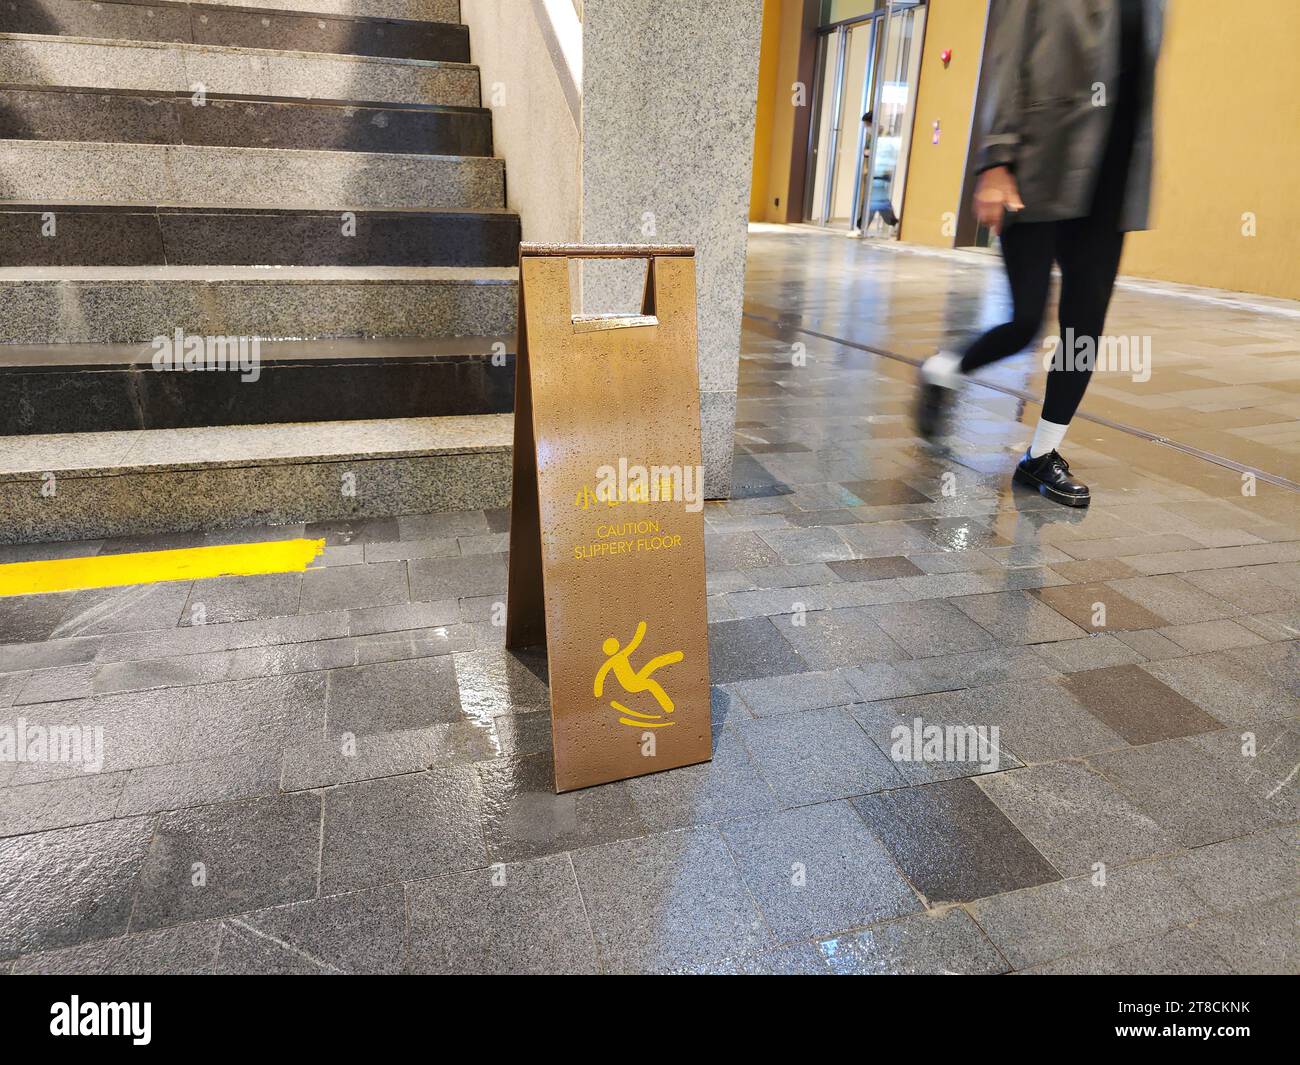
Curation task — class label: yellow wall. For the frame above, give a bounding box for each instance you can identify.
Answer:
[749,0,782,220]
[898,0,988,246]
[1121,0,1300,299]
[749,0,809,222]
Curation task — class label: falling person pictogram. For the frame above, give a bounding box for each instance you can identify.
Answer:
[594,621,684,728]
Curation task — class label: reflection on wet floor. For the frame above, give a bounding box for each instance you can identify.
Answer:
[743,228,1300,484]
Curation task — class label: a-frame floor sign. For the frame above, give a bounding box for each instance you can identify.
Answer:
[506,243,712,793]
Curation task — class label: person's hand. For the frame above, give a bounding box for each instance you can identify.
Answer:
[974,166,1024,234]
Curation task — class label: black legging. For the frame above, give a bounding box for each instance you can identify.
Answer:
[959,215,1125,424]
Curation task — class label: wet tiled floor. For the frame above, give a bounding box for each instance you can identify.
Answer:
[0,231,1296,974]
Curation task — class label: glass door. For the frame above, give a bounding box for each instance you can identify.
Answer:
[804,17,880,226]
[862,0,927,236]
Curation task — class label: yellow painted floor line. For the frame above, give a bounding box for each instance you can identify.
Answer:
[0,539,327,597]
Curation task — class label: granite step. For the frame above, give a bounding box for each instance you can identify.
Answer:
[0,203,520,267]
[0,140,504,210]
[0,33,480,106]
[0,264,517,344]
[0,85,492,156]
[0,413,513,544]
[0,0,469,62]
[0,337,515,435]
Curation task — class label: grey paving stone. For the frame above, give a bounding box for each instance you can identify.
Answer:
[405,855,598,975]
[1030,582,1168,631]
[860,598,998,657]
[326,655,461,736]
[707,569,756,595]
[52,581,192,638]
[95,611,349,662]
[0,634,102,675]
[12,922,222,975]
[1187,722,1300,822]
[1189,898,1299,975]
[837,521,938,558]
[691,942,830,974]
[14,663,97,703]
[742,562,839,588]
[300,559,409,613]
[1020,923,1233,975]
[0,771,121,845]
[408,553,507,601]
[975,761,1177,876]
[818,908,1009,975]
[1162,825,1297,913]
[720,801,920,941]
[1158,619,1266,653]
[738,706,901,806]
[1031,634,1146,673]
[851,699,1022,785]
[116,752,282,817]
[951,590,1086,645]
[132,793,322,930]
[0,817,155,959]
[320,767,486,894]
[477,753,647,862]
[827,555,924,582]
[215,884,406,975]
[94,637,354,695]
[968,859,1209,969]
[282,720,496,790]
[305,516,400,545]
[1115,627,1188,661]
[1088,739,1282,847]
[1181,564,1300,614]
[774,606,909,670]
[310,544,366,567]
[1107,574,1243,623]
[397,510,489,540]
[347,599,460,637]
[708,617,809,683]
[362,538,459,563]
[624,726,778,830]
[853,777,1060,904]
[704,531,782,572]
[452,648,550,721]
[458,533,509,556]
[0,592,75,642]
[491,711,553,760]
[0,670,25,707]
[350,624,476,665]
[725,669,859,718]
[757,526,854,564]
[181,573,302,626]
[1060,664,1223,745]
[571,827,771,974]
[845,646,1057,702]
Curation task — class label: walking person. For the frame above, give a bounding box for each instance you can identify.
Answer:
[916,0,1166,506]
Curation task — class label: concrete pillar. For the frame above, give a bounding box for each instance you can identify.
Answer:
[580,1,764,498]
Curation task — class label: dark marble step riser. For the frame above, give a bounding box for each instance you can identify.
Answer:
[0,357,515,435]
[0,0,469,62]
[0,211,520,267]
[0,89,492,155]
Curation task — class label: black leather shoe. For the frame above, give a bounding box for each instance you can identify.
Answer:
[1013,449,1090,507]
[915,377,954,441]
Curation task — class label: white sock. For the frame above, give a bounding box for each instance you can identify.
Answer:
[1028,418,1069,458]
[920,350,965,390]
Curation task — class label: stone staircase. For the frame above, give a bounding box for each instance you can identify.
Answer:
[0,0,516,543]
